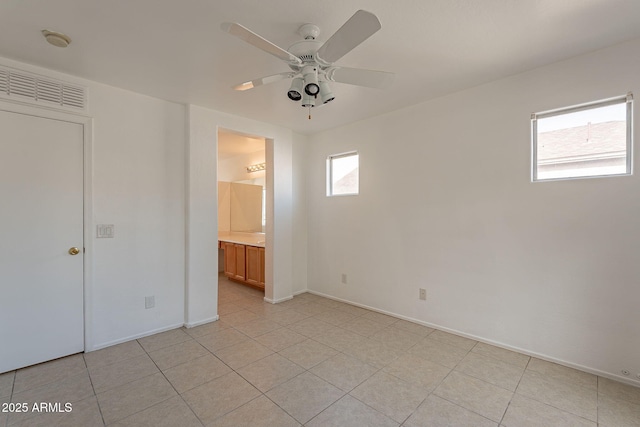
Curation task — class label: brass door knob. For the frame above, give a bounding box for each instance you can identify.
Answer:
[68,247,80,255]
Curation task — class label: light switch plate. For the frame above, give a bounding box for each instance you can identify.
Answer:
[97,224,115,238]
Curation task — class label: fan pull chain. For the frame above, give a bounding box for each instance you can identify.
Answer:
[308,105,311,120]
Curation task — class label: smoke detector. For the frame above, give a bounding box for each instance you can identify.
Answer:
[42,30,71,48]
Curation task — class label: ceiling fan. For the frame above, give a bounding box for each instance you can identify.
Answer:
[221,10,394,115]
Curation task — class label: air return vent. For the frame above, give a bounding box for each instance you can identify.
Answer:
[0,66,86,110]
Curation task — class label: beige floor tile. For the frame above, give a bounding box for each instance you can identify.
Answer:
[409,337,469,368]
[310,353,378,392]
[84,340,146,370]
[429,330,477,351]
[383,353,450,391]
[1,396,8,427]
[288,317,337,338]
[390,319,435,337]
[455,352,525,391]
[111,395,202,427]
[598,377,640,405]
[516,370,597,421]
[194,328,248,353]
[9,371,94,425]
[343,318,386,337]
[434,371,512,422]
[294,292,323,303]
[279,339,338,369]
[526,358,597,391]
[0,371,14,398]
[333,304,370,317]
[219,309,262,327]
[369,326,422,350]
[244,301,290,316]
[183,320,231,338]
[163,354,232,393]
[96,372,177,425]
[502,394,596,427]
[13,354,86,394]
[597,394,640,427]
[291,301,331,316]
[234,298,266,312]
[266,371,344,424]
[209,395,300,427]
[471,342,530,369]
[217,302,244,316]
[237,353,304,392]
[8,395,104,427]
[275,298,312,311]
[214,339,273,370]
[404,394,498,427]
[313,328,369,352]
[253,327,307,352]
[266,309,310,325]
[360,311,398,326]
[311,309,358,326]
[343,339,402,369]
[89,354,159,393]
[182,372,260,425]
[234,318,282,338]
[350,371,429,423]
[315,298,350,310]
[137,328,192,353]
[148,340,208,371]
[307,394,398,427]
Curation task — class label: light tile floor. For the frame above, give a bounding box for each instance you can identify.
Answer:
[2,276,640,426]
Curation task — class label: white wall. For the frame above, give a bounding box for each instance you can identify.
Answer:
[218,150,265,183]
[0,57,187,351]
[306,38,640,385]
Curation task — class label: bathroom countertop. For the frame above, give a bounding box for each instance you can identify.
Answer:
[218,231,265,247]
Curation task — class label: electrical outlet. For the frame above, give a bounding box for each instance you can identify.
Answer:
[341,274,347,284]
[145,296,155,309]
[419,288,427,300]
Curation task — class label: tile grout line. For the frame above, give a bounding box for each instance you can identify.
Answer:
[81,354,107,426]
[140,335,216,427]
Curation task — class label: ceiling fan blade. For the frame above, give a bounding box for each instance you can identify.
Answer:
[325,67,394,89]
[221,22,302,65]
[315,10,381,65]
[232,72,295,91]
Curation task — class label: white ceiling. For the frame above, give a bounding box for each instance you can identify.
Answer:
[1,0,640,135]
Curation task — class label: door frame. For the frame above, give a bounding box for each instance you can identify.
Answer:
[0,98,94,352]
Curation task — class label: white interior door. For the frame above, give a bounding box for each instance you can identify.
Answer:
[0,109,84,373]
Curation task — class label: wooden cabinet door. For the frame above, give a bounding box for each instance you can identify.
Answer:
[259,247,265,288]
[223,242,236,278]
[234,244,246,281]
[245,245,261,287]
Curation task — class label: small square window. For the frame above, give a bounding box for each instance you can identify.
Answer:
[532,95,633,181]
[327,152,359,196]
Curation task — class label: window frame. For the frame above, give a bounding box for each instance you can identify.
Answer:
[531,94,633,182]
[326,151,359,197]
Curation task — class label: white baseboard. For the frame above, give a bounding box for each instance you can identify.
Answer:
[293,289,308,296]
[264,295,293,304]
[87,322,185,352]
[306,290,640,388]
[184,315,219,328]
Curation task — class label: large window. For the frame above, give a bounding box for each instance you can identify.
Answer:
[327,151,359,196]
[532,94,633,181]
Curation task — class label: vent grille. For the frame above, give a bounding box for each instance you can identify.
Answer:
[0,67,86,110]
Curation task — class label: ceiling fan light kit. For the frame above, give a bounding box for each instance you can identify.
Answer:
[221,10,394,119]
